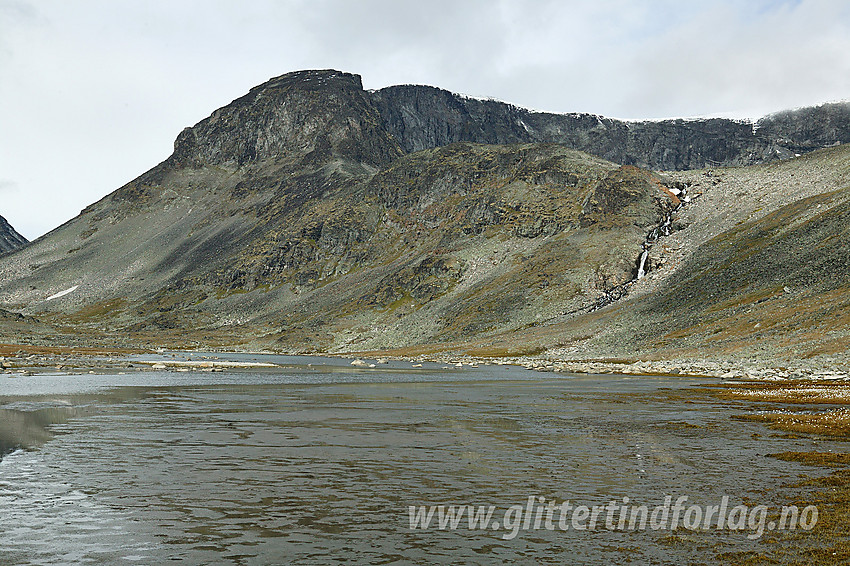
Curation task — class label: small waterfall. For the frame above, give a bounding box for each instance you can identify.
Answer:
[636,249,649,280]
[633,187,683,283]
[566,182,691,315]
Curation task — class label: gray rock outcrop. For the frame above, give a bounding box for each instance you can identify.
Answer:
[0,215,27,254]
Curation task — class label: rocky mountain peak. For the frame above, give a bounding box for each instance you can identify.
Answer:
[168,69,402,171]
[0,215,27,255]
[150,70,850,180]
[251,69,364,93]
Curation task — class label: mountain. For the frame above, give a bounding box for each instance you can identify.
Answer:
[0,69,847,368]
[0,215,27,254]
[459,144,850,365]
[370,86,850,170]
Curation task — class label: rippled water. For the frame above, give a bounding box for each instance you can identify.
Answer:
[0,355,834,564]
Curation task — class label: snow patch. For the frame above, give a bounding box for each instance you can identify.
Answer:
[46,285,79,301]
[455,92,505,104]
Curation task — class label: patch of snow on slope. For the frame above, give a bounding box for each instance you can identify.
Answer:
[46,285,79,301]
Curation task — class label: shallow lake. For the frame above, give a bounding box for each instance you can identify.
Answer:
[0,354,835,564]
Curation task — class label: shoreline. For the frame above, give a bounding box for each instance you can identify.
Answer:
[1,343,847,383]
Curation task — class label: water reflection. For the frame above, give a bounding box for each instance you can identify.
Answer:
[0,406,76,458]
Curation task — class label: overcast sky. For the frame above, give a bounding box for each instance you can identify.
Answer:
[2,0,849,239]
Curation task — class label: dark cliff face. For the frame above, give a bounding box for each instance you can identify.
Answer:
[369,85,533,152]
[756,102,850,155]
[118,70,850,185]
[170,70,403,170]
[370,85,850,171]
[0,215,27,254]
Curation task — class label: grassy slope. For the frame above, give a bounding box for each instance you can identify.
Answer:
[460,147,850,363]
[0,142,678,353]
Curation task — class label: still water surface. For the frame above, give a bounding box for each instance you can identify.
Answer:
[0,354,831,564]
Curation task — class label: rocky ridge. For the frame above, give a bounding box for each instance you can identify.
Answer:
[0,215,27,254]
[370,85,850,170]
